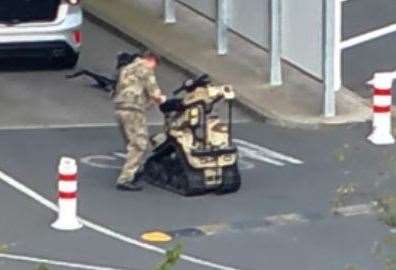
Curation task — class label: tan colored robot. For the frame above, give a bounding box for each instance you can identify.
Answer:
[142,74,241,196]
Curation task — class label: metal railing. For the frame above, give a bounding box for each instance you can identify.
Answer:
[323,0,396,117]
[162,0,283,86]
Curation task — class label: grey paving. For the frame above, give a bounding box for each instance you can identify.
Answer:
[0,261,70,270]
[0,167,210,270]
[0,18,250,270]
[0,174,163,270]
[0,8,394,270]
[179,216,387,270]
[0,122,395,270]
[83,0,372,128]
[0,19,250,128]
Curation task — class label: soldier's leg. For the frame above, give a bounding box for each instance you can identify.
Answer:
[116,111,148,185]
[117,137,148,183]
[116,116,128,145]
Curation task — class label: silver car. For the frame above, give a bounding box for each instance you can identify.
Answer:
[0,0,83,68]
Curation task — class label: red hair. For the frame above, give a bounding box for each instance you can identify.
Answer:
[143,51,160,64]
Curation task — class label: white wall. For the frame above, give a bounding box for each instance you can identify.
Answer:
[177,0,323,78]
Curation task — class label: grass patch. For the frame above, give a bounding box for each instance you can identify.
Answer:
[377,195,396,227]
[0,244,8,253]
[156,243,182,270]
[375,234,396,270]
[334,144,351,163]
[344,264,360,270]
[335,149,346,162]
[385,256,396,270]
[384,235,396,247]
[332,183,358,209]
[34,264,49,270]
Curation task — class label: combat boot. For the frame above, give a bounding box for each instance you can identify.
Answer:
[116,181,143,191]
[116,174,143,191]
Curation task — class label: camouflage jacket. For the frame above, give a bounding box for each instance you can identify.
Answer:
[112,58,161,111]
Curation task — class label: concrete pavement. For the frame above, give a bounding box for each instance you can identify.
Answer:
[82,0,372,128]
[0,20,249,129]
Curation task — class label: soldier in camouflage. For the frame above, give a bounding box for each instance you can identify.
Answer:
[113,52,166,191]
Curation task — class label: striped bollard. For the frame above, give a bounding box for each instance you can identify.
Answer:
[51,157,83,231]
[367,72,396,145]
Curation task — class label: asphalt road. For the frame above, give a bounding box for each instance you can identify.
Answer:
[343,0,396,98]
[0,17,395,270]
[0,123,393,270]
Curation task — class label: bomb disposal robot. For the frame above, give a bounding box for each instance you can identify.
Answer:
[141,74,241,196]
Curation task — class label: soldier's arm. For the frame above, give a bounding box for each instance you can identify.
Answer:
[144,72,166,104]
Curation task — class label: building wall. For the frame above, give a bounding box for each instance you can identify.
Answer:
[177,0,323,78]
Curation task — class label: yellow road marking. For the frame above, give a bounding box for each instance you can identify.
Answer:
[141,231,173,243]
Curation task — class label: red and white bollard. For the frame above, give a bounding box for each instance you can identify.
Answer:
[51,157,83,231]
[367,72,396,145]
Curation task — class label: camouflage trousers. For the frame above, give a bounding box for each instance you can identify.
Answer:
[115,110,149,184]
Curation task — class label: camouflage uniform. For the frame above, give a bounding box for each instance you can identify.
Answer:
[113,57,161,184]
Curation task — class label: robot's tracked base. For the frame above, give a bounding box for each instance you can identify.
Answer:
[140,139,241,196]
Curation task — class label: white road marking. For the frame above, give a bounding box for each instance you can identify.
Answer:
[233,139,304,166]
[0,170,242,270]
[237,147,284,166]
[113,152,127,159]
[0,253,127,270]
[0,123,118,131]
[264,213,309,226]
[81,139,304,170]
[0,119,250,131]
[80,155,122,169]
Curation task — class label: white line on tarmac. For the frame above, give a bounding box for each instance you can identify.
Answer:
[237,147,285,166]
[233,139,304,165]
[0,119,250,131]
[0,170,242,270]
[0,253,128,270]
[0,123,118,131]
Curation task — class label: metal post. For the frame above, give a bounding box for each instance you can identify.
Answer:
[323,0,336,117]
[269,0,282,86]
[216,0,229,55]
[334,0,342,91]
[164,0,176,24]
